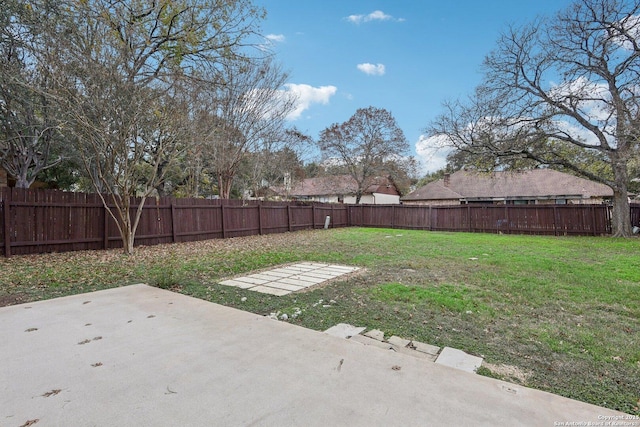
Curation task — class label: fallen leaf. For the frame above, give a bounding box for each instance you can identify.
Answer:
[42,389,61,397]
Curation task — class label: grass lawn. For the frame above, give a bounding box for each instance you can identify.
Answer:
[1,227,639,414]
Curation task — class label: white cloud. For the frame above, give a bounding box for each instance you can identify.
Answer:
[265,34,285,43]
[415,134,451,174]
[346,10,403,24]
[548,77,613,123]
[283,83,338,120]
[357,63,386,76]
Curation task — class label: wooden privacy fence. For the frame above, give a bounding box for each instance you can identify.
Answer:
[347,204,622,236]
[1,187,638,257]
[0,188,348,257]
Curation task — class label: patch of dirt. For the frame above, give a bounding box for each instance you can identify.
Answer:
[482,361,533,384]
[0,293,27,307]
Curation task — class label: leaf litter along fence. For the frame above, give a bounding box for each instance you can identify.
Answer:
[1,187,638,257]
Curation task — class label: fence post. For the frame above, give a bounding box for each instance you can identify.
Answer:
[221,204,226,239]
[170,199,177,242]
[331,204,335,227]
[591,205,597,236]
[258,204,263,235]
[467,205,472,232]
[3,188,11,257]
[287,205,292,232]
[553,206,558,236]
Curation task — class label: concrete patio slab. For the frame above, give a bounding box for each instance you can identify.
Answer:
[1,285,628,426]
[219,263,360,295]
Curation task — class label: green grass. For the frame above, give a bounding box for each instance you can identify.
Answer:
[0,228,639,414]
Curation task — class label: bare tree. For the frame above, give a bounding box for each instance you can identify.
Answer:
[41,0,265,254]
[318,106,410,204]
[198,58,298,199]
[0,0,63,188]
[237,132,310,199]
[427,0,640,236]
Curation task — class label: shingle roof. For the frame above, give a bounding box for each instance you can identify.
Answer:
[402,169,613,201]
[282,175,399,197]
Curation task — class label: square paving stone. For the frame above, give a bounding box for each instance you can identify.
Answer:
[324,323,366,339]
[266,282,306,292]
[250,286,291,296]
[219,280,256,289]
[435,347,483,373]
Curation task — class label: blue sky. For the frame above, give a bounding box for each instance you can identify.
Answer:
[253,0,574,175]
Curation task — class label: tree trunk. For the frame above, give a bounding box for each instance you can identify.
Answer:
[355,191,362,205]
[115,196,136,255]
[611,189,632,238]
[121,227,135,255]
[218,173,233,199]
[610,157,632,238]
[14,174,32,189]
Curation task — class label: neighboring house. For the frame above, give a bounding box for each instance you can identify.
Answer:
[402,169,613,206]
[278,175,401,204]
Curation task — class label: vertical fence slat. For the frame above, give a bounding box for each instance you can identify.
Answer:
[170,199,177,242]
[221,204,226,239]
[3,188,11,257]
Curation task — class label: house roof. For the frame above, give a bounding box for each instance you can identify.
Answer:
[281,175,399,197]
[402,169,613,202]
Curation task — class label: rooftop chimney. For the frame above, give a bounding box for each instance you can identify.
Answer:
[444,173,451,187]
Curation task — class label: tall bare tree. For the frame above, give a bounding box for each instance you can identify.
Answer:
[198,58,298,199]
[427,0,640,236]
[41,0,265,254]
[0,0,63,188]
[318,106,410,204]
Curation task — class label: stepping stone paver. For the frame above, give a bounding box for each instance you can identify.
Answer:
[219,263,360,296]
[265,282,305,292]
[232,277,269,285]
[278,278,317,286]
[217,280,255,289]
[413,341,441,357]
[249,286,290,296]
[324,323,366,339]
[387,336,414,349]
[363,329,385,341]
[294,276,327,284]
[435,347,483,373]
[329,324,481,372]
[349,334,395,350]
